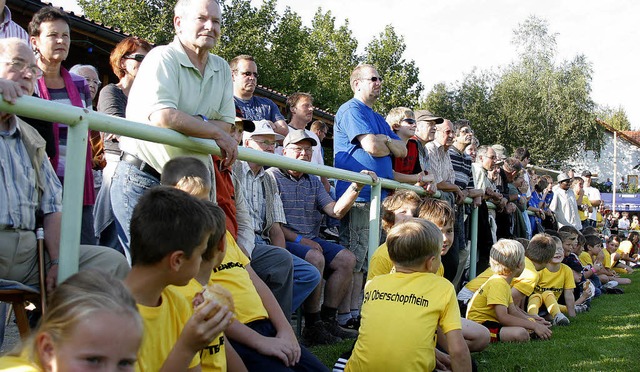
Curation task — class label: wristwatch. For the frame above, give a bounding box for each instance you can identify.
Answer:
[385,135,392,144]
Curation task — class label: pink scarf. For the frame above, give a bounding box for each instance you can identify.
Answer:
[36,67,95,205]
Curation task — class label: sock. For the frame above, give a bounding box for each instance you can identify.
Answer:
[527,294,542,315]
[304,311,321,325]
[321,305,338,323]
[542,291,561,316]
[350,308,360,318]
[337,312,352,325]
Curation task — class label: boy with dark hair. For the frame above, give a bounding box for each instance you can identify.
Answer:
[125,187,234,371]
[467,240,552,343]
[345,219,471,371]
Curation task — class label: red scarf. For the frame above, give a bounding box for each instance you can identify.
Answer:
[36,67,95,205]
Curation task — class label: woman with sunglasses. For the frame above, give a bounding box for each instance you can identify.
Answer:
[28,6,96,244]
[94,36,152,253]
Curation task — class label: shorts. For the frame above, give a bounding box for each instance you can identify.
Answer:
[481,321,503,343]
[286,237,344,276]
[339,202,372,272]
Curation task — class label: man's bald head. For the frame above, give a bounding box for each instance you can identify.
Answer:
[0,38,38,95]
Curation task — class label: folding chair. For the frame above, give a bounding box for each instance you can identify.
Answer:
[0,227,47,340]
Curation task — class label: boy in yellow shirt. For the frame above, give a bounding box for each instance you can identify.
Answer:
[607,235,634,274]
[467,240,552,342]
[124,187,234,371]
[346,219,471,371]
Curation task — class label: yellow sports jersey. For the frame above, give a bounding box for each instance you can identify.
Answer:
[577,195,591,221]
[533,264,576,300]
[0,355,40,371]
[172,279,226,372]
[367,243,393,281]
[136,286,200,371]
[602,250,612,269]
[346,272,461,372]
[210,231,268,324]
[466,275,513,324]
[465,267,494,292]
[436,263,444,277]
[618,241,634,255]
[579,251,594,267]
[510,257,539,297]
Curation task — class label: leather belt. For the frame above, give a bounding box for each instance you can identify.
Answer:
[120,152,160,180]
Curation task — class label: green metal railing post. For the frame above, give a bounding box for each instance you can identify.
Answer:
[367,183,383,266]
[58,116,89,283]
[469,205,479,279]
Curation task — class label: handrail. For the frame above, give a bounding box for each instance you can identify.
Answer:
[1,96,478,283]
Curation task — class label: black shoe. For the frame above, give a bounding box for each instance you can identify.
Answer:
[301,321,341,346]
[340,316,361,331]
[324,319,358,339]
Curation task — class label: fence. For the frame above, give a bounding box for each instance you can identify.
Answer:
[1,95,482,283]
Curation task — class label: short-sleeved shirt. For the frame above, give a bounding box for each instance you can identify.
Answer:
[346,272,461,372]
[136,286,200,371]
[426,141,455,185]
[210,231,269,324]
[583,186,601,220]
[464,267,494,292]
[448,147,475,190]
[579,251,594,267]
[534,264,576,300]
[392,138,422,175]
[172,279,226,372]
[235,95,285,123]
[240,162,287,237]
[121,37,235,174]
[602,249,612,269]
[467,275,513,324]
[268,168,334,238]
[367,243,443,280]
[511,257,540,297]
[334,98,399,201]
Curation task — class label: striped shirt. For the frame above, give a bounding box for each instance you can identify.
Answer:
[425,141,455,184]
[0,117,63,230]
[0,7,29,42]
[240,162,287,236]
[268,167,334,239]
[448,147,475,190]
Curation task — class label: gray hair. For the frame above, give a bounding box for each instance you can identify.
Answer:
[69,64,98,76]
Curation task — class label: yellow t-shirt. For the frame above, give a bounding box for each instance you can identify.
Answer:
[210,231,268,324]
[618,241,634,255]
[136,286,200,372]
[577,195,592,221]
[466,275,513,324]
[172,279,226,372]
[367,243,393,281]
[602,249,612,269]
[464,267,494,292]
[510,257,539,297]
[346,272,461,372]
[533,264,576,300]
[579,251,594,267]
[0,355,40,371]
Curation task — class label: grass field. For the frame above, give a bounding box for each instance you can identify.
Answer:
[310,271,640,371]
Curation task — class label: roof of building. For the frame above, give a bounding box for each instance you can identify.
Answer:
[597,119,640,148]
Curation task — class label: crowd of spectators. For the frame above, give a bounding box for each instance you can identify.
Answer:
[0,1,637,371]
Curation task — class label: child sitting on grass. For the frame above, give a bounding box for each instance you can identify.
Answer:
[607,235,634,274]
[580,234,629,288]
[527,237,576,326]
[345,219,471,371]
[466,240,553,342]
[0,270,142,371]
[124,186,234,371]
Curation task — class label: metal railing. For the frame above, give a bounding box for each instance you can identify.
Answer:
[1,96,481,282]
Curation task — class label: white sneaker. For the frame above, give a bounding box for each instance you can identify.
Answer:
[553,313,570,326]
[604,280,619,289]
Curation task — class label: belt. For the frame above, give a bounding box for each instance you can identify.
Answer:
[120,152,160,180]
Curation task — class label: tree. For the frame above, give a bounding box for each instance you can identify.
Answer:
[597,105,631,131]
[78,0,176,44]
[364,25,423,114]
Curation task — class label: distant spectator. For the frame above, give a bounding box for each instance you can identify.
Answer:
[581,170,601,228]
[0,0,28,41]
[550,173,582,231]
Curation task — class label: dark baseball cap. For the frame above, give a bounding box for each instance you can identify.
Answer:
[414,110,444,124]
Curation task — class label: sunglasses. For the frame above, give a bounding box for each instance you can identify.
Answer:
[360,76,383,83]
[124,54,145,62]
[237,71,259,79]
[401,118,416,125]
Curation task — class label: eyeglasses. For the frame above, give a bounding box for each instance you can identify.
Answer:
[401,118,416,125]
[124,54,146,62]
[287,145,313,154]
[0,59,43,79]
[250,138,277,147]
[360,76,382,83]
[236,70,259,79]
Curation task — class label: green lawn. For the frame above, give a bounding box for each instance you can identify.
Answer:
[310,271,640,371]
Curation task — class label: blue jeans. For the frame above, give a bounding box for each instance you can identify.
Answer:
[291,255,321,312]
[110,161,159,263]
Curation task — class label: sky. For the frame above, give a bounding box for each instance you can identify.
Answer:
[52,0,640,129]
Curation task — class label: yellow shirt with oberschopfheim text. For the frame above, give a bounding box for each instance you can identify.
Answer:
[209,231,268,324]
[345,272,461,372]
[172,278,226,372]
[534,264,576,301]
[466,275,513,324]
[368,242,444,281]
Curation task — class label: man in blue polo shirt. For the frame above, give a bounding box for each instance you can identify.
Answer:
[333,64,407,329]
[268,129,375,346]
